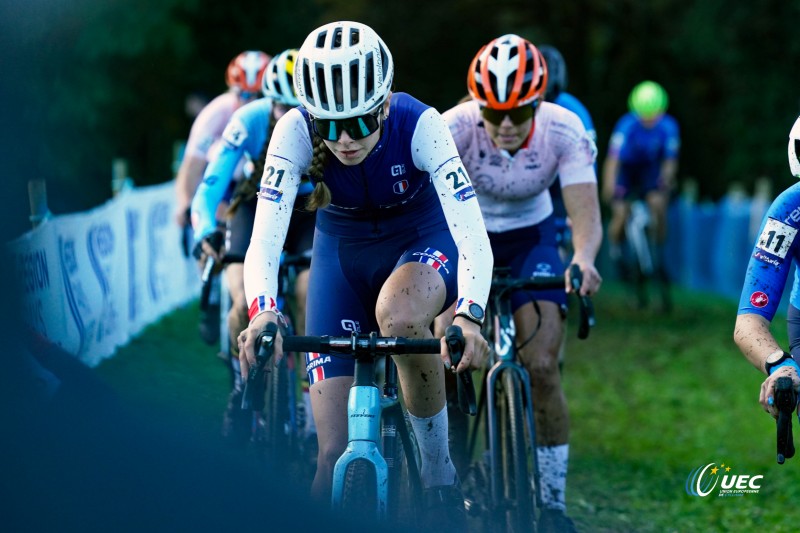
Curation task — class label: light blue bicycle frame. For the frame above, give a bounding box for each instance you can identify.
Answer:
[330,359,401,518]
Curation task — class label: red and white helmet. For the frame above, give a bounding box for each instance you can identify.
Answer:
[467,34,548,110]
[294,21,394,119]
[226,51,271,95]
[790,115,800,178]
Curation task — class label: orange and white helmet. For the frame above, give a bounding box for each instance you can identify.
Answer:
[467,34,548,110]
[226,51,271,95]
[294,21,394,119]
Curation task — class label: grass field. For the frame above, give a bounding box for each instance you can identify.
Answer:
[96,281,800,532]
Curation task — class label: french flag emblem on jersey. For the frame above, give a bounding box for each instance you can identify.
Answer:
[420,247,448,271]
[393,179,409,194]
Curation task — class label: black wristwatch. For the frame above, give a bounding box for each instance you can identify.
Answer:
[764,350,794,375]
[455,302,485,326]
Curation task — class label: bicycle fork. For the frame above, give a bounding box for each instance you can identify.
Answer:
[486,360,541,512]
[331,374,390,517]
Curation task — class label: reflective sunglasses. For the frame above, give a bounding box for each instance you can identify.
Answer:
[312,108,382,142]
[481,101,539,126]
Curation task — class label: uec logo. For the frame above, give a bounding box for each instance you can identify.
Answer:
[685,462,763,497]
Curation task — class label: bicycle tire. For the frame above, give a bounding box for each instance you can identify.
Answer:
[384,406,422,527]
[262,355,292,460]
[341,458,378,520]
[499,370,535,533]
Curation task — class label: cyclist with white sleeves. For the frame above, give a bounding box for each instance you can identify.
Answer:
[192,49,315,444]
[175,50,270,345]
[442,34,602,533]
[734,115,800,417]
[238,21,492,527]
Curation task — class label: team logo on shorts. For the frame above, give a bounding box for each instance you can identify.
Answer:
[750,291,768,308]
[413,248,450,274]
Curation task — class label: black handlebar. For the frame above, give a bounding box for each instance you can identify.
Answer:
[242,328,477,415]
[197,231,224,311]
[775,376,797,464]
[490,264,596,339]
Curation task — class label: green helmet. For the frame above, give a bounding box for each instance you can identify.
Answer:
[628,81,668,119]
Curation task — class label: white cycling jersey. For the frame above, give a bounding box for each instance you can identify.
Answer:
[244,96,492,319]
[442,100,597,233]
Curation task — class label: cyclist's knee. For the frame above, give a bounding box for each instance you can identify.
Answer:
[522,346,561,384]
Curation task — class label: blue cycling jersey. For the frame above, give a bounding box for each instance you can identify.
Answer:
[608,112,680,164]
[297,95,447,236]
[738,182,800,320]
[191,98,313,242]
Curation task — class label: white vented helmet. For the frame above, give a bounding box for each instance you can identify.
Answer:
[790,115,800,178]
[262,49,300,106]
[294,21,394,119]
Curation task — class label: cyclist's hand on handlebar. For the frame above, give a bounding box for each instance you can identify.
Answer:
[566,260,602,297]
[760,366,800,418]
[237,312,284,379]
[443,317,489,372]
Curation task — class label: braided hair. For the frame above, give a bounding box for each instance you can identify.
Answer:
[305,135,332,211]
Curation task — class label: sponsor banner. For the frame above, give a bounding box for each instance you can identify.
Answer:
[8,182,200,367]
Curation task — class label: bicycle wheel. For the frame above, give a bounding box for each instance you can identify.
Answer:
[261,355,292,460]
[499,370,534,533]
[384,406,422,527]
[341,458,378,519]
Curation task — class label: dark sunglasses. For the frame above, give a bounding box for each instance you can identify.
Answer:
[312,108,382,141]
[481,101,538,126]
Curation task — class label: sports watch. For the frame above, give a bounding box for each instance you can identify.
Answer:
[455,302,485,326]
[764,350,795,375]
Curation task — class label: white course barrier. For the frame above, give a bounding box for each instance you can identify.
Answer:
[9,182,200,367]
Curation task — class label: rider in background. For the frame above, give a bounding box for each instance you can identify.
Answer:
[442,34,602,533]
[734,115,800,419]
[175,51,271,344]
[238,21,492,528]
[192,49,315,445]
[602,81,680,307]
[540,44,596,261]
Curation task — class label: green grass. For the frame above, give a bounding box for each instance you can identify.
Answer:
[96,284,800,532]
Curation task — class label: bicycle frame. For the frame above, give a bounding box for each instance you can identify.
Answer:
[330,353,401,517]
[484,284,541,513]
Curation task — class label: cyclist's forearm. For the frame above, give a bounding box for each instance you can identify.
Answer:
[734,313,781,374]
[562,183,603,263]
[660,158,678,189]
[176,155,208,207]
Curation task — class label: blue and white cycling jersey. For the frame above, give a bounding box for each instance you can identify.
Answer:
[608,112,680,165]
[738,182,800,320]
[191,98,312,242]
[244,92,492,325]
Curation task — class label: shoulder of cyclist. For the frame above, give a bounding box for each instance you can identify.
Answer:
[184,91,240,159]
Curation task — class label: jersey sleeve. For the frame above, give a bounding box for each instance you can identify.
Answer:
[243,108,313,320]
[183,94,232,160]
[738,186,800,320]
[190,113,250,242]
[411,107,493,314]
[441,102,475,155]
[551,108,597,187]
[663,115,681,159]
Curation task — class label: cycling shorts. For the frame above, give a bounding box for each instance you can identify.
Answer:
[224,194,315,264]
[488,216,568,313]
[613,161,664,201]
[303,224,459,385]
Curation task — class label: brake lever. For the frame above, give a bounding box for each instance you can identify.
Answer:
[241,322,278,411]
[446,325,477,416]
[569,264,595,340]
[775,376,797,464]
